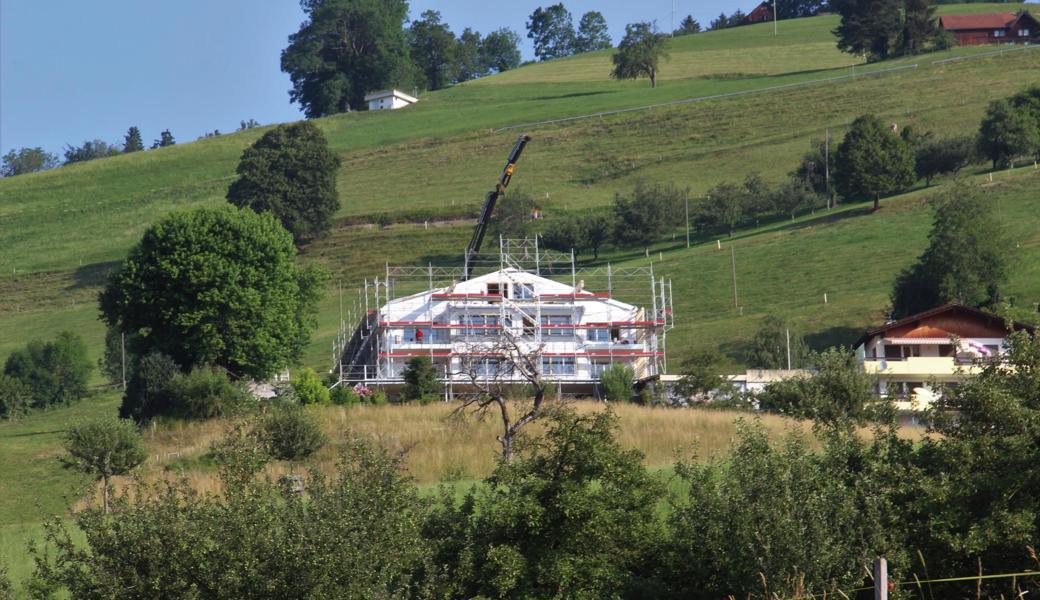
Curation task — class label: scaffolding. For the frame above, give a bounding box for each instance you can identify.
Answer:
[332,237,674,394]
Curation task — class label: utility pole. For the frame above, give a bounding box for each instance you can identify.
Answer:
[873,557,889,600]
[824,128,831,209]
[773,0,778,35]
[786,328,791,370]
[730,245,739,310]
[120,332,127,391]
[671,0,676,34]
[684,192,691,248]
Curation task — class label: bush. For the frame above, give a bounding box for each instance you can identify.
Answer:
[0,375,32,421]
[662,422,892,597]
[121,355,251,422]
[260,405,327,469]
[120,352,181,422]
[426,411,666,598]
[166,367,252,420]
[599,363,634,402]
[757,347,880,424]
[3,331,92,411]
[401,356,441,403]
[293,367,330,405]
[32,432,429,598]
[0,563,11,600]
[330,384,360,406]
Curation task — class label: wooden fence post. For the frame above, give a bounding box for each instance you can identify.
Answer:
[874,557,888,600]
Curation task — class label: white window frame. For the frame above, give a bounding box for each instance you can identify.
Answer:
[1019,28,1030,37]
[515,283,535,300]
[540,315,574,337]
[542,356,576,376]
[460,314,499,336]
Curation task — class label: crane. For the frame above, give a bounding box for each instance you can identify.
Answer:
[464,134,531,279]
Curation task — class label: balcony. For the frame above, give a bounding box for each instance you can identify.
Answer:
[861,356,985,377]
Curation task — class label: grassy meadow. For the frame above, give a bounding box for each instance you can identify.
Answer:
[3,398,921,593]
[2,6,1039,586]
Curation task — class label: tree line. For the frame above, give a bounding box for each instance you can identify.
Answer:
[21,334,1040,598]
[282,1,617,116]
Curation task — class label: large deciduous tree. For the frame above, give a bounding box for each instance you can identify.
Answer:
[408,10,457,91]
[226,121,341,243]
[479,28,522,73]
[573,11,611,53]
[831,0,902,61]
[527,3,575,61]
[454,27,484,82]
[612,181,682,246]
[281,0,411,117]
[99,206,325,380]
[977,98,1040,169]
[890,184,1010,318]
[834,114,915,209]
[611,22,669,88]
[1,147,58,177]
[63,140,120,165]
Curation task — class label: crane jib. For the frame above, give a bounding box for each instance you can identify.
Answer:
[464,134,531,279]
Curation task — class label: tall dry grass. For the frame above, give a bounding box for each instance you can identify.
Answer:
[104,402,925,502]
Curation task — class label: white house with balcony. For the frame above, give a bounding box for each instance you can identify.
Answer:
[336,268,667,394]
[853,303,1034,410]
[364,89,417,111]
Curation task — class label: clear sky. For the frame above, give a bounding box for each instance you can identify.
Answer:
[1,1,753,158]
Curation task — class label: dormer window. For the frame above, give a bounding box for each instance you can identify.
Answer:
[515,283,535,300]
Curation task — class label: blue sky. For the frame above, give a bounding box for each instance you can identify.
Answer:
[1,1,749,157]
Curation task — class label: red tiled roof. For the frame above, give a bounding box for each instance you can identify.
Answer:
[939,13,1016,30]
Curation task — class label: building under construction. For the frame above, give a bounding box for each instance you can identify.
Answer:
[332,240,673,396]
[330,135,675,396]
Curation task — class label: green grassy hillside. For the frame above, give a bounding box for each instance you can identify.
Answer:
[1,3,1038,372]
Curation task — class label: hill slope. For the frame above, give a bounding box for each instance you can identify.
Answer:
[1,3,1039,372]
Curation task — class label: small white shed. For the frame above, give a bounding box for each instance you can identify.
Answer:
[364,89,418,111]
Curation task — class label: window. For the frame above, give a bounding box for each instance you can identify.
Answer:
[994,29,1006,37]
[542,356,576,376]
[590,362,611,377]
[1020,28,1031,37]
[541,315,574,336]
[515,283,535,300]
[588,328,610,342]
[460,315,499,336]
[474,358,502,378]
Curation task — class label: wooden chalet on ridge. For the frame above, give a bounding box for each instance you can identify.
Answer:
[939,11,1040,46]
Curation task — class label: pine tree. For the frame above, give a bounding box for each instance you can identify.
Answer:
[151,129,175,149]
[900,0,938,54]
[674,15,702,36]
[123,127,144,153]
